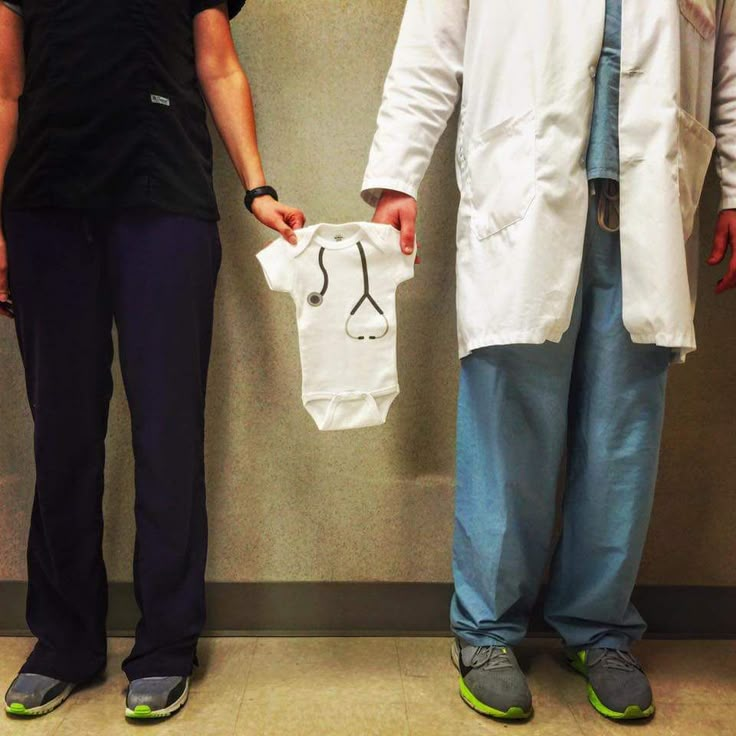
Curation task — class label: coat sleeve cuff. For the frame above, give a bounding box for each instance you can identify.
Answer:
[360,178,419,208]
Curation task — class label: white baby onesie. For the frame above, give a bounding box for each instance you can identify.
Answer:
[257,222,416,431]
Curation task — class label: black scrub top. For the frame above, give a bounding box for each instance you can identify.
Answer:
[3,0,246,222]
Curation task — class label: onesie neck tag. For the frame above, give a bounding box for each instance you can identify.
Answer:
[333,234,344,242]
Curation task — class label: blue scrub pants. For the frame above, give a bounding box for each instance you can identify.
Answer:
[451,190,671,651]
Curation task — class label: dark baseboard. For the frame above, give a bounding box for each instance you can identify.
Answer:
[1,582,734,638]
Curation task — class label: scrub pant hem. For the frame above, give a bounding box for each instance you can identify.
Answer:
[564,635,634,652]
[122,658,197,682]
[19,646,106,685]
[450,629,513,648]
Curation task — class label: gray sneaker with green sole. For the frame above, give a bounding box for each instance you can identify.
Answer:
[4,674,75,717]
[125,676,189,719]
[568,648,654,720]
[451,638,533,720]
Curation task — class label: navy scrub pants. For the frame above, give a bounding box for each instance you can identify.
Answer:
[2,206,222,683]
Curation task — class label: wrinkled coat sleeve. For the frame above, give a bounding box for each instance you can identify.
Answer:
[361,0,468,207]
[713,0,736,210]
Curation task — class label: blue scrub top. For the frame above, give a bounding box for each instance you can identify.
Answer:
[586,0,622,182]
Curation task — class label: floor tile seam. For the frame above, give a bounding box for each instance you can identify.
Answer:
[234,638,262,730]
[393,638,413,735]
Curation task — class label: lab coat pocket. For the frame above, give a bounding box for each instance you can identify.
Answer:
[679,0,717,40]
[466,109,537,240]
[677,108,716,241]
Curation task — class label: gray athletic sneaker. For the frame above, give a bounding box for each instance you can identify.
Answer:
[568,648,654,720]
[451,638,533,720]
[4,674,75,717]
[125,676,189,719]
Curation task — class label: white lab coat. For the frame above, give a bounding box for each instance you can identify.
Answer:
[362,0,736,361]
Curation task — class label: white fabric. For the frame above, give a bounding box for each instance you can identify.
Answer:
[362,0,736,362]
[257,222,416,431]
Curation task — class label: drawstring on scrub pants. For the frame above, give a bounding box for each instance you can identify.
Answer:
[591,178,620,233]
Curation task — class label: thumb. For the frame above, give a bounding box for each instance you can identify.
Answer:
[278,220,298,246]
[400,220,416,255]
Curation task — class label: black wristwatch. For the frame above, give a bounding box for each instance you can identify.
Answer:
[244,185,279,213]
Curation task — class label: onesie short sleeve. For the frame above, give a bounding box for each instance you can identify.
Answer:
[395,246,417,285]
[2,2,22,15]
[191,0,245,20]
[375,225,416,285]
[256,238,295,294]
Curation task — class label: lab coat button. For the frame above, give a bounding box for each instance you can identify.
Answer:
[589,65,597,79]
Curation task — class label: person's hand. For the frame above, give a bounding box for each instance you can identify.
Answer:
[373,190,421,261]
[250,196,306,246]
[0,231,13,320]
[708,209,736,294]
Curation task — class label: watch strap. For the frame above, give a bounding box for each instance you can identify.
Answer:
[244,185,279,213]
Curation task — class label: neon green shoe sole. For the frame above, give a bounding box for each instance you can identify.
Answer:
[4,682,75,717]
[459,677,532,720]
[6,703,31,716]
[569,653,655,720]
[5,699,69,717]
[125,704,167,719]
[125,700,189,719]
[124,681,189,720]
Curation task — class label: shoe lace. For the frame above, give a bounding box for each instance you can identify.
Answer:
[589,648,643,673]
[469,646,514,671]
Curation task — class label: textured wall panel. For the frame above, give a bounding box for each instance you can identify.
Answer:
[0,1,733,586]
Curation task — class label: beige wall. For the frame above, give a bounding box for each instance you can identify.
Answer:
[1,1,734,587]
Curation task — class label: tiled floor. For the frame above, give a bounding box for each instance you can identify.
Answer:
[1,637,734,735]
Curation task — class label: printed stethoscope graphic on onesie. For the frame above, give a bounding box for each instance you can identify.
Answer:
[307,241,389,341]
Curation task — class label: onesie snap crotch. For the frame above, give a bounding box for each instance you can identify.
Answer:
[304,386,399,431]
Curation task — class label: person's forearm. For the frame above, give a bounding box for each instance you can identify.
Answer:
[192,12,304,242]
[198,68,267,193]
